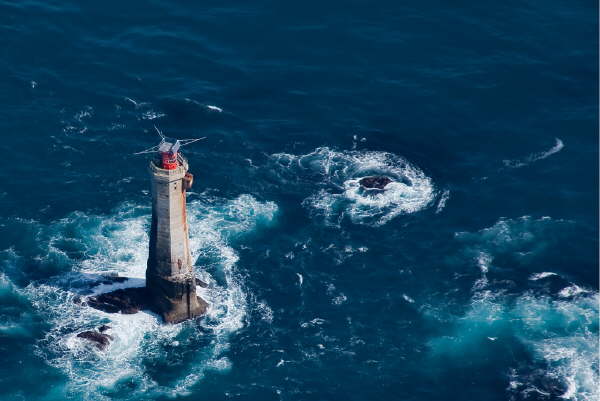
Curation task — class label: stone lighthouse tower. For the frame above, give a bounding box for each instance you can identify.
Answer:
[143,132,207,323]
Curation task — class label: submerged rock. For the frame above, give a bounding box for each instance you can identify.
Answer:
[77,330,113,350]
[98,324,111,333]
[359,176,393,189]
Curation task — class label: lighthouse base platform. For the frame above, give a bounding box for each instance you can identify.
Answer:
[86,276,208,324]
[146,274,208,323]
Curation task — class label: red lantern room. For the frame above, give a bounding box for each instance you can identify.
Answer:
[133,126,205,169]
[158,140,181,170]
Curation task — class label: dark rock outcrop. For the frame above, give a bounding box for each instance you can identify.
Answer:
[77,330,113,350]
[89,275,129,289]
[98,324,111,333]
[101,276,129,284]
[145,274,208,323]
[359,176,393,190]
[86,282,208,323]
[87,287,148,314]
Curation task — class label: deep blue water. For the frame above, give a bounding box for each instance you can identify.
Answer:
[0,1,598,400]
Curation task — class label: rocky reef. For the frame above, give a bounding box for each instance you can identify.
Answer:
[87,287,148,314]
[359,176,393,189]
[77,326,113,350]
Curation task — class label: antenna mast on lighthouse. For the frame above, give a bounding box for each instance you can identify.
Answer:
[134,126,205,169]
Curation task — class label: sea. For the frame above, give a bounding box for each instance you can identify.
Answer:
[0,1,597,400]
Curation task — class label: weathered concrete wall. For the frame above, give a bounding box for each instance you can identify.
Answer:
[146,158,207,323]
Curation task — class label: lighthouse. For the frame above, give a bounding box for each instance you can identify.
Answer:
[141,130,208,323]
[84,129,208,325]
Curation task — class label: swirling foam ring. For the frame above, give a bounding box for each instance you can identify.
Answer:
[17,195,277,399]
[293,148,434,226]
[343,176,434,223]
[296,147,405,182]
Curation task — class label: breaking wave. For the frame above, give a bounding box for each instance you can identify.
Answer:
[503,138,564,168]
[430,216,599,401]
[272,147,436,226]
[429,289,598,401]
[3,194,277,400]
[435,189,450,214]
[455,215,572,264]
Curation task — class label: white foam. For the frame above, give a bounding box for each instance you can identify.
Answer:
[301,318,326,328]
[530,272,559,281]
[124,97,146,108]
[451,216,596,400]
[140,110,166,120]
[456,215,569,259]
[472,252,492,291]
[435,190,450,214]
[561,376,578,400]
[74,106,93,122]
[558,285,590,298]
[516,293,599,401]
[477,252,492,274]
[296,273,304,286]
[503,138,564,168]
[431,288,598,401]
[206,105,223,112]
[275,147,435,226]
[257,301,274,322]
[332,294,348,305]
[16,194,278,399]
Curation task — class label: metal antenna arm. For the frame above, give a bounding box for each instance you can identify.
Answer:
[154,125,165,139]
[178,137,206,146]
[133,145,160,155]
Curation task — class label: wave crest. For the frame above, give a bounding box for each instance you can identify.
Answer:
[503,138,564,168]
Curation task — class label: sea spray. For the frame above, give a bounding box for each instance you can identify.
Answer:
[428,216,599,401]
[12,195,277,400]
